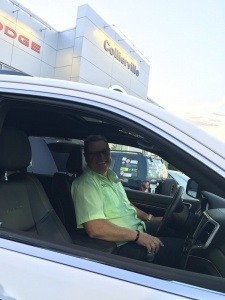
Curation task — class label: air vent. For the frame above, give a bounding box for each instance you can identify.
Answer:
[196,215,220,249]
[198,222,215,244]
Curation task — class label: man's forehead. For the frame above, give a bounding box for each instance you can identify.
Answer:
[88,140,108,148]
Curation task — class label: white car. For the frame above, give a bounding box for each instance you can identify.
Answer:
[0,74,225,300]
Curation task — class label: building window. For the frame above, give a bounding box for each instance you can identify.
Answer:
[0,63,19,72]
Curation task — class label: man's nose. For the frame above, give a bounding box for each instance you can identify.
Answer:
[98,152,105,158]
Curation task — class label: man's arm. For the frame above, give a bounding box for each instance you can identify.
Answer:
[84,219,164,253]
[131,203,162,223]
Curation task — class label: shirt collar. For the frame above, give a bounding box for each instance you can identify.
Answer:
[84,166,118,182]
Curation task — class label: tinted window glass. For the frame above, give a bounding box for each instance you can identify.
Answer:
[28,137,58,175]
[50,151,70,172]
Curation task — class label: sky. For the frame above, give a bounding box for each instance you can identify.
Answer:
[17,0,225,142]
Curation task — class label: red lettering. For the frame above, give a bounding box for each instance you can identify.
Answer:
[5,26,17,38]
[18,35,29,47]
[0,23,41,54]
[31,41,41,54]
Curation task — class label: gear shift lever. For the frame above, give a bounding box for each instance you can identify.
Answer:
[146,251,155,262]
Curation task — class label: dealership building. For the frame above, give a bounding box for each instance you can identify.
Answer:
[0,0,152,101]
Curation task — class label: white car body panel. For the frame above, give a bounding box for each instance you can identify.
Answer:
[0,239,224,300]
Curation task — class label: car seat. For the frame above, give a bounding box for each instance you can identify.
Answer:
[51,146,83,233]
[0,127,117,253]
[0,127,71,243]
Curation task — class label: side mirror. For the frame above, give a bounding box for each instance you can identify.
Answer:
[186,179,199,198]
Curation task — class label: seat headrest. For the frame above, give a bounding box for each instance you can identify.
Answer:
[0,127,31,171]
[66,146,83,174]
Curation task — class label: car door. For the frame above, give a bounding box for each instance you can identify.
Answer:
[0,76,225,298]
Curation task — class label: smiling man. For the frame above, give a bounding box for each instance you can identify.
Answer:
[71,135,184,267]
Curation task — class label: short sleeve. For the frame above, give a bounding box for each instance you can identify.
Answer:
[71,177,106,228]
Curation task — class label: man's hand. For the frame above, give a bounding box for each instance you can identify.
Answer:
[137,232,164,253]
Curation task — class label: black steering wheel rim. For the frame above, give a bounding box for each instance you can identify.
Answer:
[156,186,184,236]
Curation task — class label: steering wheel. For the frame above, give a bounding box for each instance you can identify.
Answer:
[156,186,184,236]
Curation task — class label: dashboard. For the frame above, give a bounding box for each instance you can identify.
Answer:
[181,191,225,277]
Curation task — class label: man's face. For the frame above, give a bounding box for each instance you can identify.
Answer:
[85,140,111,177]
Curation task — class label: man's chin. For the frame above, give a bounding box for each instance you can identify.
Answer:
[96,167,108,176]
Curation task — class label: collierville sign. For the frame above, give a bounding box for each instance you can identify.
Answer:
[104,40,139,77]
[0,22,41,54]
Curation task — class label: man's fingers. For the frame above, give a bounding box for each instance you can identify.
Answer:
[151,238,164,253]
[139,233,164,253]
[159,239,164,247]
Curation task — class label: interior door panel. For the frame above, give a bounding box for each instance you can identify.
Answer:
[125,188,201,216]
[125,188,171,216]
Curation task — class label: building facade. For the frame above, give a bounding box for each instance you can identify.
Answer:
[0,0,150,99]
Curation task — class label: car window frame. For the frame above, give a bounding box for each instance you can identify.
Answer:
[1,85,225,295]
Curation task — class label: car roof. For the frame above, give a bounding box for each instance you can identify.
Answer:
[0,75,224,163]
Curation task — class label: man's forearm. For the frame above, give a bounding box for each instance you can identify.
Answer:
[84,218,164,253]
[131,203,149,221]
[84,219,138,242]
[131,203,162,223]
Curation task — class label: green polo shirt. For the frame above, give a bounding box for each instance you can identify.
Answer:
[71,166,145,245]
